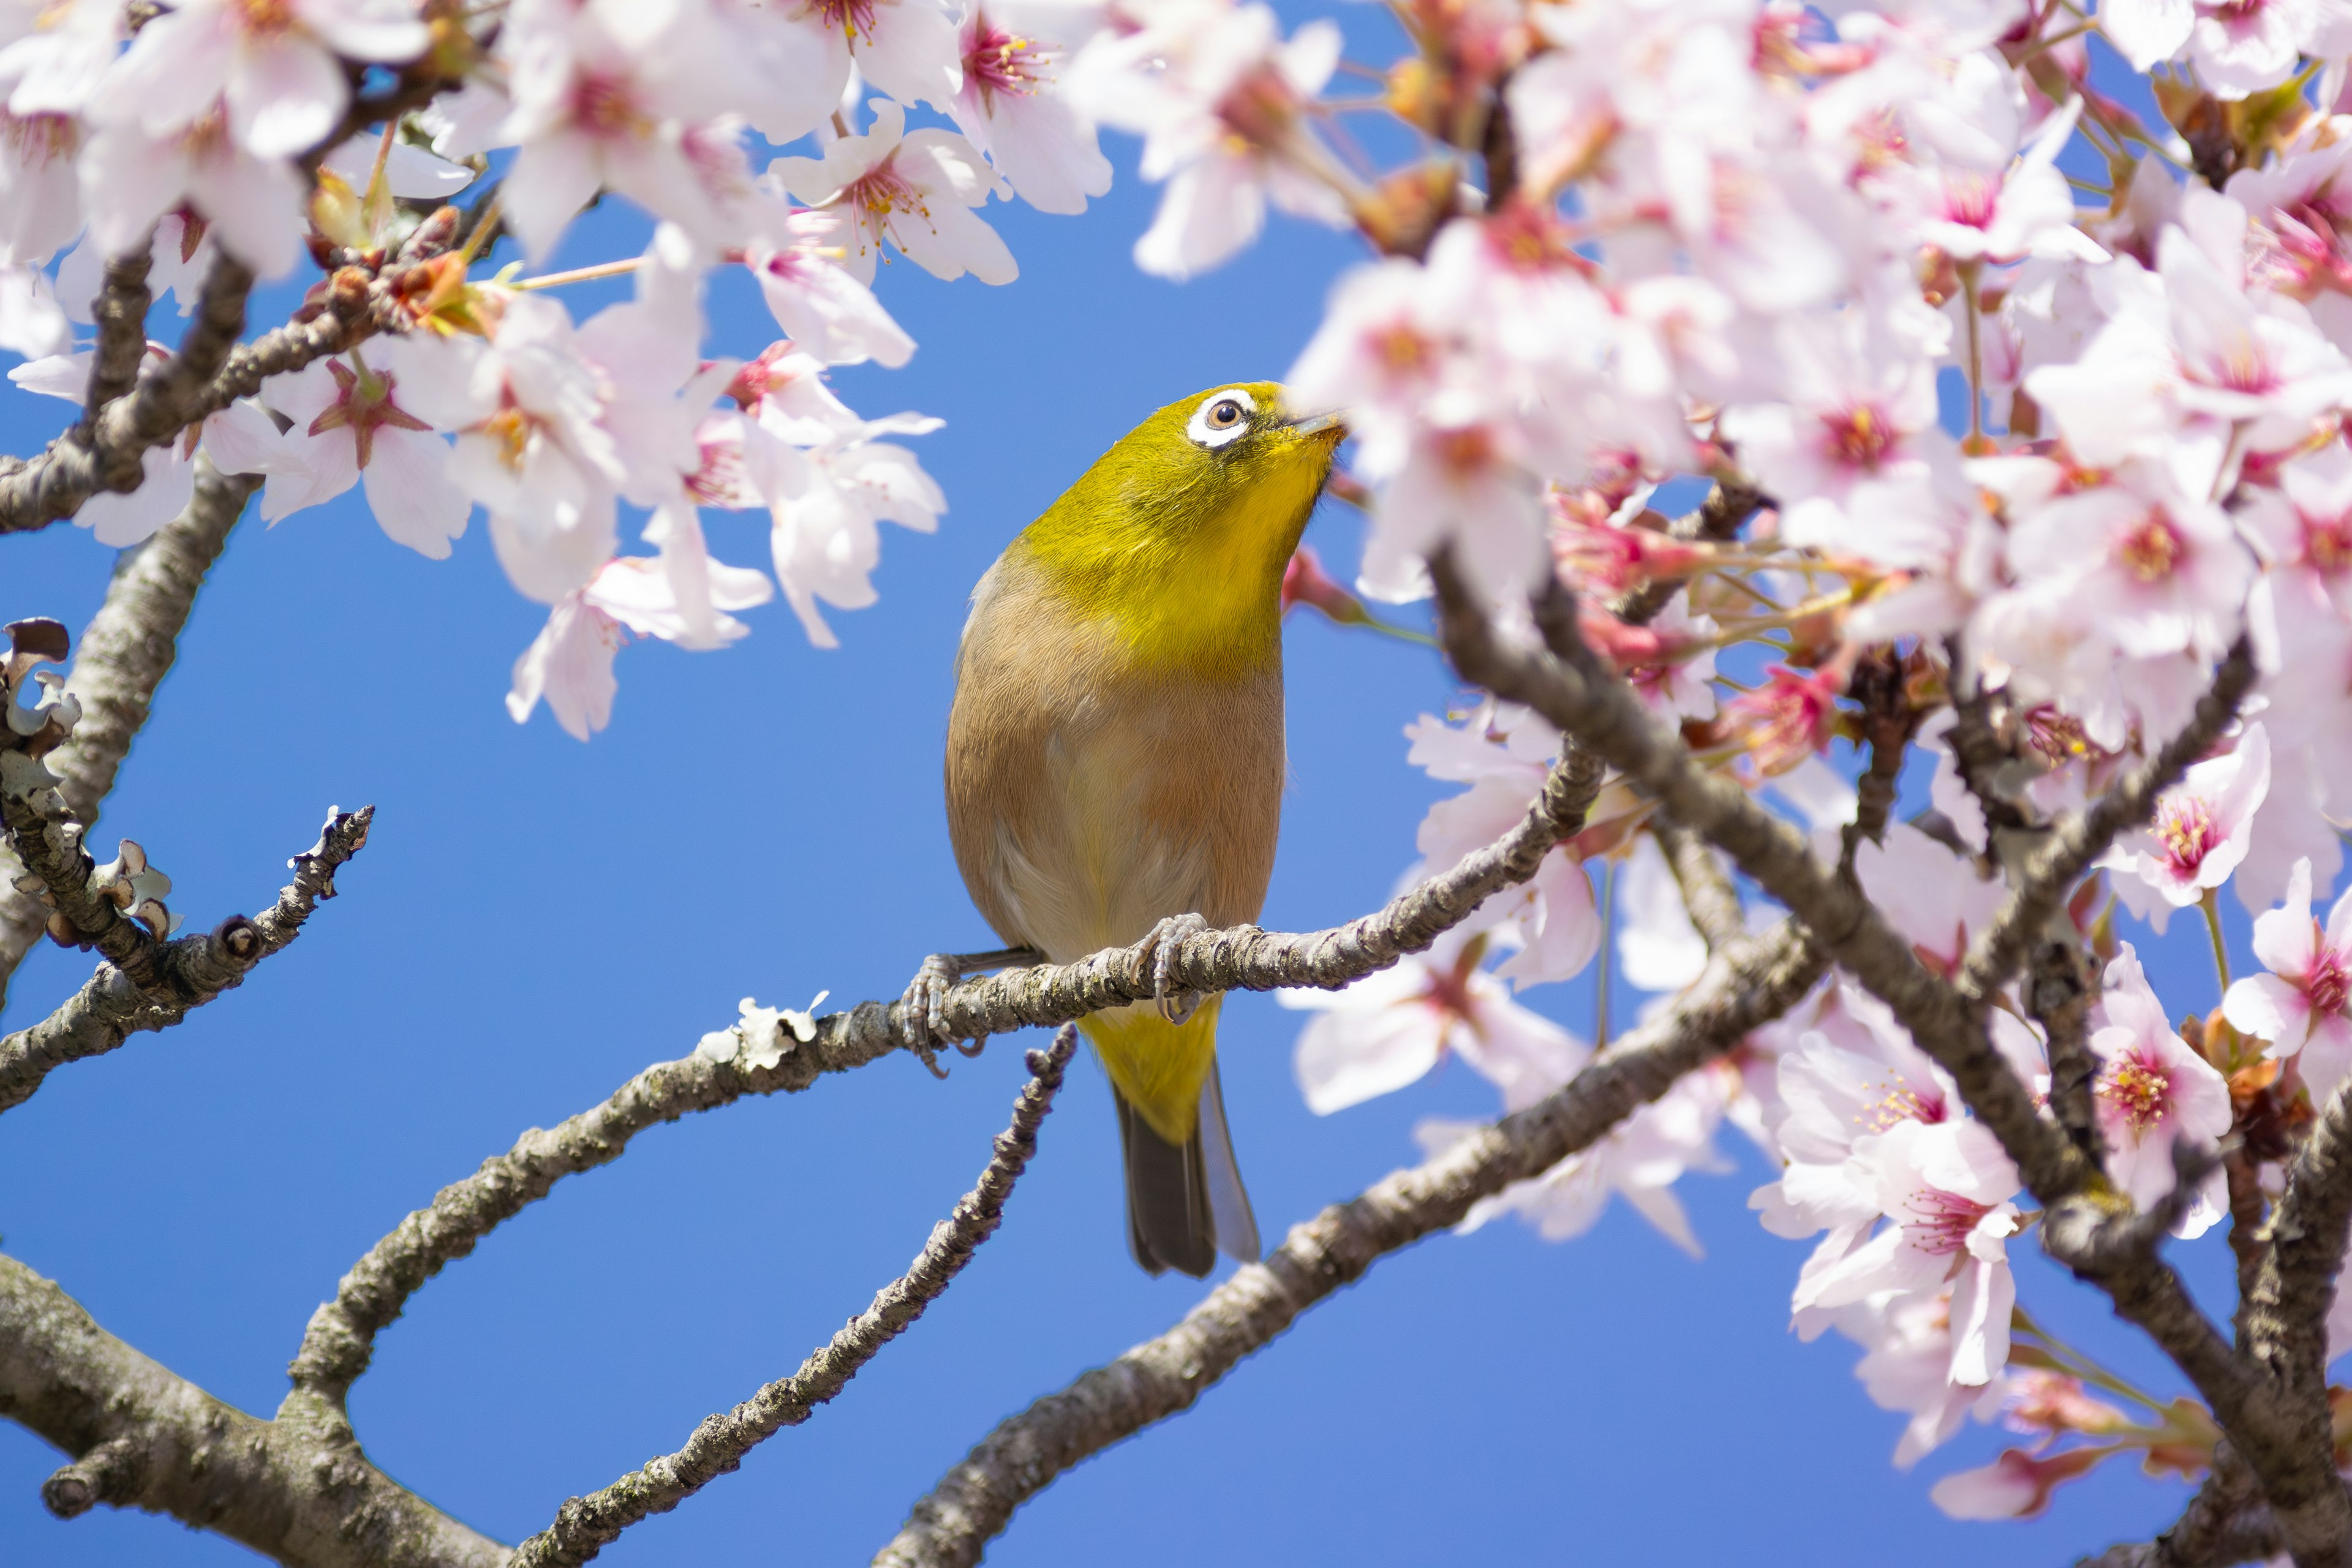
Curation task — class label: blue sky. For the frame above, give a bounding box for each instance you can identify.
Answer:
[0,24,2271,1568]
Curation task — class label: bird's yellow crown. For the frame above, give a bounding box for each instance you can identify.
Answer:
[1014,381,1343,681]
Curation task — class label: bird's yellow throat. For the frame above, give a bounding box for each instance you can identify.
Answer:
[1012,384,1339,682]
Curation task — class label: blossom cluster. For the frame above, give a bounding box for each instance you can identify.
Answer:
[1229,0,2352,1529]
[0,0,1153,734]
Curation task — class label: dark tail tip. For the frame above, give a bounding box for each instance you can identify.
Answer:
[1114,1090,1216,1279]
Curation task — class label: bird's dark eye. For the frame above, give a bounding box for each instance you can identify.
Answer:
[1186,387,1258,448]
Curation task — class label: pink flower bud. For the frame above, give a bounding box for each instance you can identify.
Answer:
[1281,545,1368,625]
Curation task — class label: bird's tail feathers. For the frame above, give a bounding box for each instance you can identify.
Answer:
[1199,1058,1260,1262]
[1115,1088,1216,1278]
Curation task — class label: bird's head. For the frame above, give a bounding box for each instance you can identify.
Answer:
[1020,382,1348,676]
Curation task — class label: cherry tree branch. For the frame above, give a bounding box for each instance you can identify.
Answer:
[1425,562,2352,1563]
[279,744,1609,1431]
[0,806,371,1115]
[80,246,155,431]
[508,1029,1079,1568]
[0,215,464,540]
[1430,556,2090,1200]
[0,459,260,1005]
[0,1251,505,1568]
[1952,639,2258,1008]
[876,920,1826,1568]
[1654,820,1743,950]
[2082,1444,2282,1568]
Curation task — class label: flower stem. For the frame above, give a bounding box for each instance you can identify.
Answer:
[512,257,646,292]
[2201,888,2232,994]
[1595,856,1618,1049]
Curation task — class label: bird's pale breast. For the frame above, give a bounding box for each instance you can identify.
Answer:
[944,552,1286,967]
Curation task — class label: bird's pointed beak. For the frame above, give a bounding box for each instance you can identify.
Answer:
[1287,410,1346,440]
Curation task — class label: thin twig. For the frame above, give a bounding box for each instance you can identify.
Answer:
[279,747,1612,1430]
[0,807,373,1114]
[0,460,260,1006]
[509,1029,1080,1568]
[876,922,1826,1568]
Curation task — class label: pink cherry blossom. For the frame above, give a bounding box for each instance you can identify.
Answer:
[767,412,946,647]
[948,1,1113,215]
[1930,1445,2109,1520]
[1850,1291,2010,1467]
[497,6,764,259]
[243,353,470,559]
[1423,1065,1738,1256]
[2103,723,2270,924]
[769,99,1016,287]
[379,293,629,603]
[1282,926,1587,1115]
[2224,855,2352,1095]
[93,0,427,162]
[1072,0,1348,279]
[78,107,307,279]
[508,543,774,740]
[741,208,917,369]
[1404,702,1600,987]
[2090,944,2232,1229]
[1789,1117,2023,1385]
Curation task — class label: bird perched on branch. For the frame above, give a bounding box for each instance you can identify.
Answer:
[907,382,1344,1277]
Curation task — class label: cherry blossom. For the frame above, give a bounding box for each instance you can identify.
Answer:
[1282,926,1586,1115]
[240,353,470,559]
[1072,0,1348,279]
[508,546,774,739]
[2225,856,2352,1096]
[1848,1291,2009,1466]
[769,99,1016,286]
[2103,723,2271,927]
[78,107,308,278]
[93,0,428,162]
[379,293,630,603]
[948,2,1113,214]
[497,5,763,258]
[2090,944,2233,1231]
[766,411,946,646]
[1404,702,1601,986]
[741,208,918,369]
[1787,1118,2023,1385]
[1422,1066,1738,1256]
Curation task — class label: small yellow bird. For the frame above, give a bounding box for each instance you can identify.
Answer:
[918,382,1342,1277]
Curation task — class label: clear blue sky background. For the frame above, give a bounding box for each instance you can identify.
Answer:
[0,20,2263,1567]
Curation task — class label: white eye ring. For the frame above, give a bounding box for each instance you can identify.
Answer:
[1186,388,1256,448]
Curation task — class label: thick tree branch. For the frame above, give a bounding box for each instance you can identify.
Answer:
[875,921,1826,1568]
[0,1251,505,1568]
[0,806,371,1115]
[0,460,259,1004]
[0,251,252,535]
[1430,555,2090,1202]
[1951,639,2257,1008]
[1426,563,2345,1560]
[281,745,1615,1432]
[1654,820,1742,950]
[80,247,155,431]
[2081,1444,2282,1568]
[508,1030,1079,1568]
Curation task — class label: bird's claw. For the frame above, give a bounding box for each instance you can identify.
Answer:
[900,952,961,1077]
[1137,912,1210,1026]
